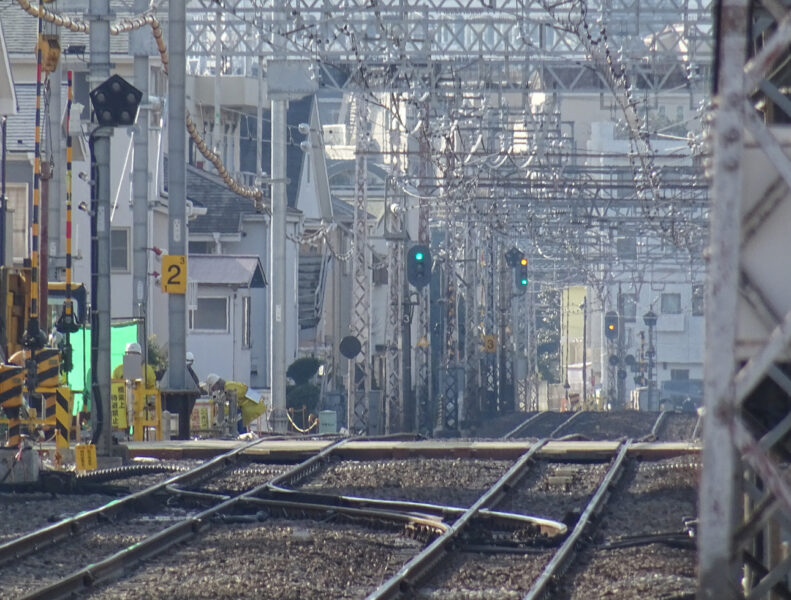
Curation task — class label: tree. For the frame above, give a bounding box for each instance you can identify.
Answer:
[286,356,322,415]
[147,335,168,381]
[536,287,561,383]
[286,356,321,385]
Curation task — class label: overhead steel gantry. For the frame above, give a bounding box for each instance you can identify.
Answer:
[185,0,712,92]
[183,0,713,433]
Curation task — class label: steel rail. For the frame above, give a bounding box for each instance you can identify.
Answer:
[19,493,306,599]
[257,487,567,538]
[366,439,549,600]
[523,440,632,600]
[651,411,669,439]
[0,435,324,566]
[504,412,551,439]
[598,531,695,550]
[267,436,349,489]
[504,412,574,440]
[548,410,586,438]
[20,439,447,600]
[239,496,449,537]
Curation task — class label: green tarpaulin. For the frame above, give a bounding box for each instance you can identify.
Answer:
[66,323,138,415]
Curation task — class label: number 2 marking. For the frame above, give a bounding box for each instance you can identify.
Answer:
[167,263,181,285]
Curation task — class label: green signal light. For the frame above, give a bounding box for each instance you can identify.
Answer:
[520,278,527,285]
[415,252,424,261]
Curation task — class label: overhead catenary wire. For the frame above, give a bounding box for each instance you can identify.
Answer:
[13,0,264,207]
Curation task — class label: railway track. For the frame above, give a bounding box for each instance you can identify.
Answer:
[507,410,700,443]
[0,412,700,599]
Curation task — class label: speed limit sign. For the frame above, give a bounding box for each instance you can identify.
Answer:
[483,335,497,353]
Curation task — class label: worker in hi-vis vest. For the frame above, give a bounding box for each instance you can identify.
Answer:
[204,373,267,434]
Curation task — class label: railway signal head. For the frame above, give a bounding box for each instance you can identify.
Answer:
[514,257,528,294]
[604,311,619,341]
[505,247,523,267]
[407,244,431,288]
[89,74,142,127]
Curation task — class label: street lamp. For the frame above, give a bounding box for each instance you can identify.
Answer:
[643,310,658,410]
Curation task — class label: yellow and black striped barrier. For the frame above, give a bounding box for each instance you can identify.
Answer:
[34,349,60,431]
[0,364,24,447]
[34,348,60,388]
[55,388,71,449]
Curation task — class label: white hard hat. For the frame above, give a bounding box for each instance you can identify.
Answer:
[205,373,220,388]
[185,352,195,365]
[125,342,142,354]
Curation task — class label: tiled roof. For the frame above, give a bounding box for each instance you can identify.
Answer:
[0,20,16,115]
[331,195,355,223]
[5,83,67,153]
[182,160,262,235]
[168,158,301,236]
[188,254,266,288]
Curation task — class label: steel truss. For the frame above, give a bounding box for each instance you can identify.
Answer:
[348,94,371,433]
[699,0,791,598]
[384,193,403,433]
[415,115,433,434]
[185,0,712,94]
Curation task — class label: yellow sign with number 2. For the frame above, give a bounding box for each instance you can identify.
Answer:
[161,255,187,294]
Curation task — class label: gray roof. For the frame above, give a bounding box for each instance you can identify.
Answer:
[331,195,355,223]
[188,254,266,288]
[5,83,67,152]
[181,161,263,235]
[0,19,16,115]
[0,1,166,57]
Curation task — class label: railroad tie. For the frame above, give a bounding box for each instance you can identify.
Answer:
[0,364,25,447]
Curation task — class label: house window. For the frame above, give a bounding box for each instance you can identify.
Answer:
[692,284,704,316]
[242,295,251,348]
[189,297,228,331]
[616,236,637,259]
[671,369,690,380]
[7,184,28,261]
[111,228,130,272]
[189,241,213,254]
[661,292,681,314]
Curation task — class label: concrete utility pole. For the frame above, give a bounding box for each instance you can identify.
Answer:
[270,95,287,433]
[132,0,150,351]
[167,0,186,390]
[88,0,112,457]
